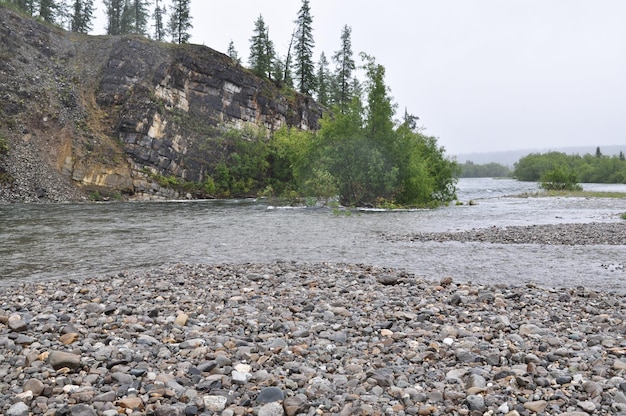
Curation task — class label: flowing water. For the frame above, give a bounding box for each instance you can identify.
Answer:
[1,178,625,292]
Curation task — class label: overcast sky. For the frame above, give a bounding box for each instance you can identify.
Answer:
[95,1,626,155]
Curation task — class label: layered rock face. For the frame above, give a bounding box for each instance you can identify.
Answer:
[0,7,323,201]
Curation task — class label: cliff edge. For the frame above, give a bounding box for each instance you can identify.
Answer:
[0,6,323,202]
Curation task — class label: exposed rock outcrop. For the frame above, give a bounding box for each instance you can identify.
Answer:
[0,7,323,202]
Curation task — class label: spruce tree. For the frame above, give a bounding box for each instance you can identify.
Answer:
[169,0,192,44]
[131,0,150,35]
[15,0,36,16]
[104,0,123,35]
[152,0,167,41]
[248,15,273,79]
[315,52,330,107]
[227,40,241,64]
[293,0,315,95]
[361,53,394,143]
[332,25,355,113]
[70,0,95,33]
[39,0,58,23]
[120,0,135,34]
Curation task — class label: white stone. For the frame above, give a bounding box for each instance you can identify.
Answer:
[203,395,227,411]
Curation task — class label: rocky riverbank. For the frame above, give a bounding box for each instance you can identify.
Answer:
[386,222,626,246]
[1,262,625,416]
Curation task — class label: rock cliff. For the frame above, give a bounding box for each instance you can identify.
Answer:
[0,6,323,202]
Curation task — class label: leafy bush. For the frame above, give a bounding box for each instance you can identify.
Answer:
[539,165,582,191]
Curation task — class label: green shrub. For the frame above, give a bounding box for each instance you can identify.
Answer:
[540,165,582,191]
[89,190,102,201]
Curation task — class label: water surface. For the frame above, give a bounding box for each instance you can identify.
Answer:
[1,178,625,292]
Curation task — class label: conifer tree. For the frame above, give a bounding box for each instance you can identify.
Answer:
[248,14,273,79]
[70,0,95,33]
[332,25,355,113]
[39,0,59,23]
[315,52,330,107]
[14,0,36,15]
[293,0,315,95]
[227,40,241,64]
[104,0,123,35]
[361,53,394,143]
[152,0,167,41]
[169,0,192,44]
[120,0,135,34]
[131,0,150,35]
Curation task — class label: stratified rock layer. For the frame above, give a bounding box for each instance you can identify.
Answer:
[0,7,323,202]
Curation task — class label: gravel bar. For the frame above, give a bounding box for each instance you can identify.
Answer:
[1,262,625,416]
[388,222,626,246]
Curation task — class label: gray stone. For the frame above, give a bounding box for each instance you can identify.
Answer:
[466,394,485,411]
[258,402,285,416]
[111,372,133,384]
[577,400,596,413]
[48,351,81,370]
[524,400,548,413]
[23,378,45,396]
[6,402,30,416]
[257,387,285,403]
[283,395,309,416]
[69,404,97,416]
[8,318,27,333]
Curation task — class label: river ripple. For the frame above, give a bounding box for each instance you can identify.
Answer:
[0,178,625,292]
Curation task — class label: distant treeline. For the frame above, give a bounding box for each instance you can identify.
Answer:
[513,148,626,183]
[458,161,512,178]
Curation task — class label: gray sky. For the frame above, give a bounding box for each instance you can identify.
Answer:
[95,1,626,155]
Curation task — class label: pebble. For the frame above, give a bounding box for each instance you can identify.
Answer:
[0,262,624,415]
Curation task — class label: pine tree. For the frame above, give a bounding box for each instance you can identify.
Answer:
[332,25,356,113]
[293,0,315,95]
[152,0,167,41]
[227,40,241,64]
[169,0,192,44]
[70,0,95,33]
[315,52,330,107]
[248,15,273,79]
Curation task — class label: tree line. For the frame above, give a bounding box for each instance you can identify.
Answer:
[0,0,191,43]
[237,1,359,111]
[513,148,626,184]
[457,161,512,178]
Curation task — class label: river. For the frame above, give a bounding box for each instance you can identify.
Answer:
[1,178,625,293]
